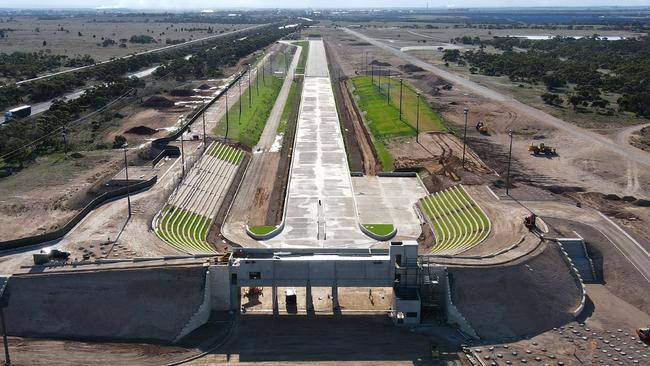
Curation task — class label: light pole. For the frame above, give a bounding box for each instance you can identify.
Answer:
[239,77,242,122]
[506,130,514,196]
[179,132,185,178]
[0,305,10,366]
[248,65,252,107]
[225,90,230,139]
[399,78,403,121]
[416,93,420,143]
[371,65,374,85]
[62,125,68,157]
[202,100,206,151]
[378,67,382,92]
[386,71,390,104]
[462,108,469,169]
[122,144,132,218]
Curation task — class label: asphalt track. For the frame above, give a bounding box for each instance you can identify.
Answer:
[267,40,372,248]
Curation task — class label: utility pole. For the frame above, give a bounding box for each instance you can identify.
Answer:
[179,133,185,179]
[239,77,243,121]
[399,78,403,121]
[378,67,382,92]
[123,144,132,218]
[284,51,288,75]
[262,61,265,86]
[386,71,390,104]
[62,125,68,157]
[225,91,230,139]
[0,306,10,366]
[371,65,374,84]
[506,130,514,196]
[202,100,206,151]
[462,108,469,168]
[416,93,420,143]
[248,65,252,107]
[256,66,259,95]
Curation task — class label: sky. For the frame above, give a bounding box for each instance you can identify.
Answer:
[2,0,650,9]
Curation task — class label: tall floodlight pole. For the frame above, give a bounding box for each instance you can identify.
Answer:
[179,133,185,179]
[371,65,374,84]
[202,100,206,151]
[239,77,242,122]
[399,79,403,121]
[378,67,382,92]
[386,71,391,104]
[62,125,68,157]
[506,130,514,196]
[248,65,252,107]
[462,108,469,168]
[256,66,259,95]
[262,61,266,86]
[0,306,10,366]
[225,91,230,139]
[284,51,288,75]
[416,93,420,143]
[123,144,132,218]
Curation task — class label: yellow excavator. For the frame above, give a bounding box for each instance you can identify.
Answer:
[475,121,489,134]
[528,142,557,156]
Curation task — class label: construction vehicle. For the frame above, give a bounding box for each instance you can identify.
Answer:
[3,105,31,123]
[245,287,263,297]
[637,327,650,342]
[33,247,71,265]
[524,214,537,230]
[528,142,557,156]
[475,121,488,134]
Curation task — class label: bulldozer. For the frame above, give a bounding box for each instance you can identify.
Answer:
[524,214,537,230]
[475,121,488,134]
[528,142,557,156]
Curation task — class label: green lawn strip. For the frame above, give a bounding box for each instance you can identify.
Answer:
[248,225,278,236]
[429,196,457,251]
[459,187,491,243]
[214,75,283,148]
[384,77,447,132]
[158,206,189,252]
[362,224,395,237]
[450,187,481,247]
[208,142,228,159]
[278,78,298,134]
[424,196,453,253]
[185,211,205,250]
[156,207,179,249]
[175,208,202,252]
[295,41,309,73]
[447,188,478,252]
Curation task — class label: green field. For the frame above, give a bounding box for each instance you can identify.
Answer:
[350,76,446,170]
[248,225,278,236]
[214,75,283,148]
[155,205,215,254]
[419,185,490,255]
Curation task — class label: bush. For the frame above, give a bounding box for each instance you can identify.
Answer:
[112,135,127,149]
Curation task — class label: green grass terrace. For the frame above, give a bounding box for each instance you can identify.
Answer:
[418,185,491,255]
[155,206,215,254]
[350,76,447,170]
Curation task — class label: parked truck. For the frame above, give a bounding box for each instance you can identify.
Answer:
[4,105,31,123]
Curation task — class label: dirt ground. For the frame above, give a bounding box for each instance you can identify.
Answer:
[0,16,249,78]
[0,150,123,240]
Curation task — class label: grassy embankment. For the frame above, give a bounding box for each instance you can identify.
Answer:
[350,76,447,170]
[214,72,283,148]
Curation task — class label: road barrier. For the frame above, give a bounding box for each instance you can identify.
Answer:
[555,240,587,318]
[0,176,157,251]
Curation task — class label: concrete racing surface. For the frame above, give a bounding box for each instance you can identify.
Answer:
[267,40,372,248]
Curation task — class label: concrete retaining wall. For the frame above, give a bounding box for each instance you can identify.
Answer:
[443,271,479,339]
[5,266,207,342]
[555,240,587,318]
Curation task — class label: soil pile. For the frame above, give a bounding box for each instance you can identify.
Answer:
[143,95,174,108]
[400,63,424,73]
[126,126,157,135]
[170,89,195,97]
[197,83,212,90]
[370,60,391,67]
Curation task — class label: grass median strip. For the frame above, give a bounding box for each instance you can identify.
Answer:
[362,224,395,237]
[214,75,283,148]
[350,76,446,170]
[248,225,278,236]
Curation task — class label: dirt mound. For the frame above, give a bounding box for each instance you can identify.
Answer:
[370,60,391,67]
[170,89,195,97]
[197,84,212,90]
[400,63,424,73]
[143,95,174,108]
[126,126,157,135]
[450,244,580,340]
[634,199,650,207]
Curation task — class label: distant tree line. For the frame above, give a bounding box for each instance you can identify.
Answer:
[452,36,650,117]
[0,52,94,80]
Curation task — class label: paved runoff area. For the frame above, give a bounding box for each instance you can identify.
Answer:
[352,176,428,240]
[267,40,372,248]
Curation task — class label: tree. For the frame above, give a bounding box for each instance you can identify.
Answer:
[42,40,47,47]
[568,94,584,110]
[541,93,563,106]
[113,135,127,149]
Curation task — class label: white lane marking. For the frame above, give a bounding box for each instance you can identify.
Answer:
[572,231,584,240]
[598,211,650,257]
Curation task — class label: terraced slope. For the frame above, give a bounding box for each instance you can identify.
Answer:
[419,185,491,255]
[154,142,243,254]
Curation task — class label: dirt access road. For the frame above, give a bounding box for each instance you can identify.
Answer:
[343,27,650,197]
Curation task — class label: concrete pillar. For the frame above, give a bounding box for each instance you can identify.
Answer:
[331,285,340,313]
[272,285,278,315]
[306,285,314,313]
